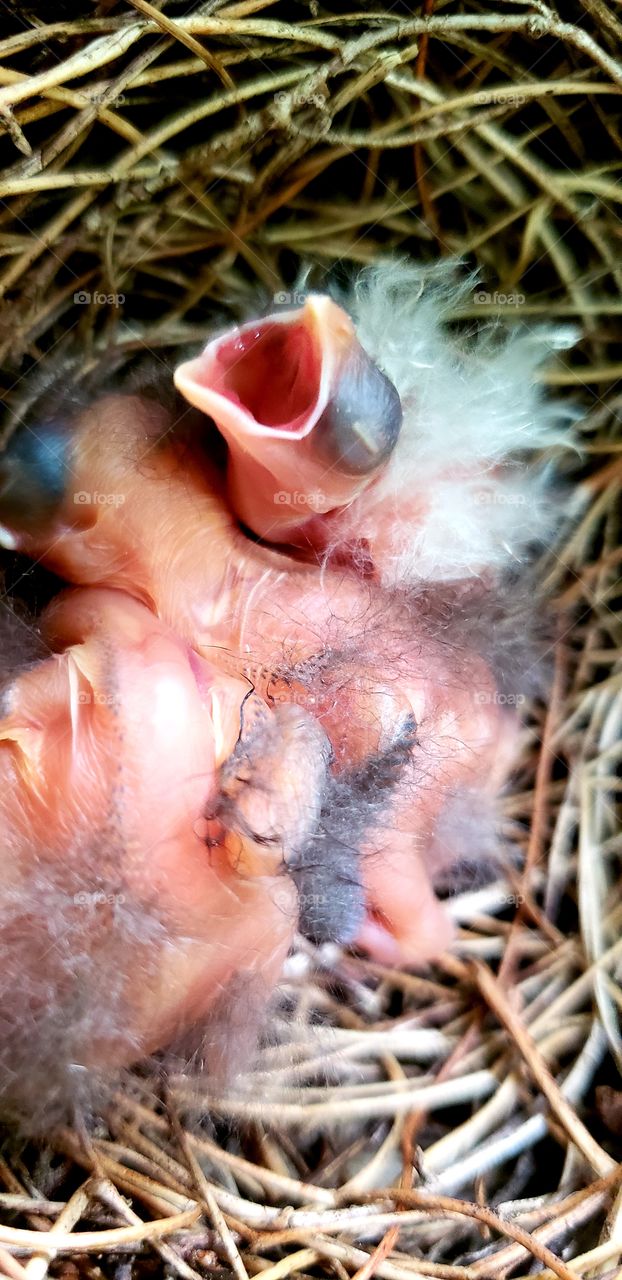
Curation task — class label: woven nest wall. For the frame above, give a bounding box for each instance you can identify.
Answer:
[0,3,621,1279]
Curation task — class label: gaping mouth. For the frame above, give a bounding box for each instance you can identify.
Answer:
[176,297,347,443]
[213,319,321,431]
[174,294,403,541]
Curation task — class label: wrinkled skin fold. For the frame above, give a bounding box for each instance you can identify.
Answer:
[0,265,565,1116]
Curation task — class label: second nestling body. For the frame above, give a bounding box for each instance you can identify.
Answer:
[0,262,573,1117]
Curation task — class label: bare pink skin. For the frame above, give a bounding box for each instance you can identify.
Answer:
[0,298,517,1070]
[0,587,297,1064]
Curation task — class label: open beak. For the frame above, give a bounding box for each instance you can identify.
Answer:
[174,295,402,542]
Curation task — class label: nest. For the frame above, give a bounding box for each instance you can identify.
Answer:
[0,2,621,1278]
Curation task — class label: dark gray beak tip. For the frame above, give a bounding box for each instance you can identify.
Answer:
[313,350,403,479]
[0,422,70,531]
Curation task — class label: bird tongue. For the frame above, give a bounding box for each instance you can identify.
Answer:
[174,295,402,542]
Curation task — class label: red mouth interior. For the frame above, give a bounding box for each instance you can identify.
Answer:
[213,320,320,430]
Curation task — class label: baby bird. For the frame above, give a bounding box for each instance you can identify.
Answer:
[0,262,571,1119]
